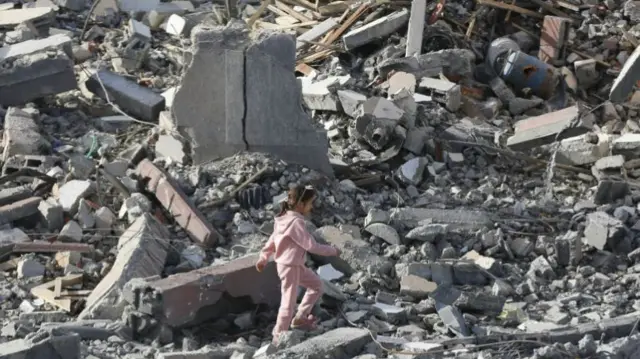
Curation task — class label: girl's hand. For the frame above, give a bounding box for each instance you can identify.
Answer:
[256,258,267,272]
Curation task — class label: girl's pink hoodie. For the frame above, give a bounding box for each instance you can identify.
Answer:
[259,211,337,266]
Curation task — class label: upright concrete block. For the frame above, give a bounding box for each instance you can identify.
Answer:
[85,70,165,122]
[173,22,332,176]
[405,0,426,57]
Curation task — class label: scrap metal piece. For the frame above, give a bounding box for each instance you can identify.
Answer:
[126,254,280,328]
[136,159,221,247]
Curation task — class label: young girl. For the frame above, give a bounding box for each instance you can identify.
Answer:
[255,185,340,343]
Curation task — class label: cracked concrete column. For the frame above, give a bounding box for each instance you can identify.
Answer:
[172,21,333,176]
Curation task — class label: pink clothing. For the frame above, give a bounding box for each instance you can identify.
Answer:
[259,211,338,265]
[272,264,322,338]
[259,211,336,339]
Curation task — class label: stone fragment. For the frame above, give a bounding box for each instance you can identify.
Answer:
[363,223,400,245]
[388,72,416,95]
[337,90,367,118]
[397,157,427,185]
[94,207,116,230]
[555,134,610,166]
[17,258,45,279]
[79,213,169,320]
[59,220,83,242]
[156,135,187,164]
[435,302,469,337]
[594,180,628,205]
[302,76,351,111]
[574,59,599,89]
[583,211,626,251]
[342,9,409,50]
[400,275,437,299]
[57,180,93,213]
[172,22,332,176]
[317,264,343,281]
[0,7,54,36]
[405,223,448,242]
[0,196,40,225]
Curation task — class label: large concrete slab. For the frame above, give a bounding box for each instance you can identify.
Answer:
[405,0,427,57]
[0,35,75,106]
[78,213,170,320]
[610,44,640,103]
[507,105,594,151]
[269,328,371,359]
[172,22,332,176]
[0,331,80,359]
[390,207,492,230]
[126,254,280,328]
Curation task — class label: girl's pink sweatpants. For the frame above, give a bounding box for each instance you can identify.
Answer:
[272,263,323,338]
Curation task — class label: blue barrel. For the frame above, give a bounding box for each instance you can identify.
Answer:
[500,50,560,100]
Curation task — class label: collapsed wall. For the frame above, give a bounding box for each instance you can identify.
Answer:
[173,21,333,176]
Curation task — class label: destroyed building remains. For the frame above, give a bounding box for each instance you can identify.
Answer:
[4,0,640,359]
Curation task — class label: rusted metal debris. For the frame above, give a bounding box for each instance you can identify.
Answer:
[124,254,280,328]
[136,159,221,247]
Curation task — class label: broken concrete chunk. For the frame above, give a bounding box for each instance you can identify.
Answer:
[405,0,426,57]
[313,226,388,275]
[17,257,45,279]
[556,133,610,166]
[400,275,437,299]
[594,180,629,205]
[417,77,461,111]
[435,301,469,337]
[364,223,400,245]
[273,328,371,358]
[2,108,51,162]
[301,76,351,111]
[0,35,75,106]
[155,135,187,164]
[343,9,409,50]
[337,90,367,118]
[0,7,54,35]
[85,70,165,122]
[59,220,83,242]
[584,211,626,251]
[0,332,81,359]
[0,197,41,225]
[173,22,332,176]
[397,157,427,185]
[124,254,280,328]
[57,180,94,213]
[507,105,594,151]
[78,213,170,320]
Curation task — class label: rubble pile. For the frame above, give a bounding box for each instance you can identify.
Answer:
[4,0,640,358]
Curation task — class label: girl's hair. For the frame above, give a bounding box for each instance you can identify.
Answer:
[278,185,317,216]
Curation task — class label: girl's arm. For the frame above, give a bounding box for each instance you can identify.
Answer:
[259,235,276,261]
[288,219,338,256]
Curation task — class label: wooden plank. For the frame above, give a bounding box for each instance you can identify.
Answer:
[476,0,544,18]
[275,0,313,22]
[247,0,272,28]
[256,20,318,30]
[31,274,84,312]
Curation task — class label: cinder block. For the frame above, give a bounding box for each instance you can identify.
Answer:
[85,70,165,122]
